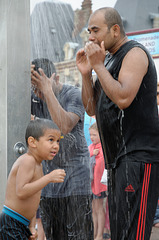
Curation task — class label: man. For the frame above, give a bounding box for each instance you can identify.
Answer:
[31,58,93,240]
[76,7,159,240]
[153,83,159,228]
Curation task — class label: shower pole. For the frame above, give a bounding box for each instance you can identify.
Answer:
[0,0,31,211]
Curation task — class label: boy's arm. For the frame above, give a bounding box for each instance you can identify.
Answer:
[29,215,38,240]
[16,156,66,199]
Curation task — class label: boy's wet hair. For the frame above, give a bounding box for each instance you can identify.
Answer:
[32,58,56,77]
[25,118,60,146]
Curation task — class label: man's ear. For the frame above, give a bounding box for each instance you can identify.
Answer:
[27,136,37,148]
[112,24,120,37]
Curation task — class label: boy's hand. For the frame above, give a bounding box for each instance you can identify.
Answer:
[49,169,66,183]
[29,227,38,239]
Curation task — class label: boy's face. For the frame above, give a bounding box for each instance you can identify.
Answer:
[35,128,61,160]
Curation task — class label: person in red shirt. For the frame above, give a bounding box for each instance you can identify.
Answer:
[89,123,107,240]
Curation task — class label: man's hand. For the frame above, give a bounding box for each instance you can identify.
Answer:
[84,41,106,71]
[31,64,35,75]
[31,68,53,96]
[76,48,92,76]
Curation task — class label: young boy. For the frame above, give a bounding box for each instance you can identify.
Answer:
[0,118,66,239]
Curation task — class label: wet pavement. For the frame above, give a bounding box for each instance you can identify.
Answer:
[150,227,159,240]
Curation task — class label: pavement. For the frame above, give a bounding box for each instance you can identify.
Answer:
[150,227,159,240]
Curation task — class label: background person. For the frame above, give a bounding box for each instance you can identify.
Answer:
[88,122,107,240]
[31,58,93,240]
[76,7,159,240]
[84,112,96,146]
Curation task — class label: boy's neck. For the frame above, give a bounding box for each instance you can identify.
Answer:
[27,150,43,164]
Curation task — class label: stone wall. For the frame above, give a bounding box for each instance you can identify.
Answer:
[55,59,82,88]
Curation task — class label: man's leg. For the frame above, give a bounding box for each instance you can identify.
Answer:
[136,163,159,240]
[40,197,68,240]
[108,161,159,240]
[66,195,94,240]
[40,197,54,240]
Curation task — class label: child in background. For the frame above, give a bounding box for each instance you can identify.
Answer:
[0,118,66,239]
[103,198,111,240]
[84,112,96,146]
[89,123,107,240]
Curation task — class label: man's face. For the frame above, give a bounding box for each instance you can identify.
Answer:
[87,11,115,51]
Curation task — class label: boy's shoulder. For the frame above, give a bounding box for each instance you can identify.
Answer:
[8,153,36,178]
[15,153,36,167]
[18,152,35,160]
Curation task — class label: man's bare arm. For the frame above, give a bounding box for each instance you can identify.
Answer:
[76,48,96,116]
[31,69,80,135]
[44,90,80,135]
[81,73,96,116]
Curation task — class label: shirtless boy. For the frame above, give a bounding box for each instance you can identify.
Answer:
[0,118,66,239]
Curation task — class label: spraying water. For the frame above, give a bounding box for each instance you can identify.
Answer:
[30,1,94,239]
[31,0,75,62]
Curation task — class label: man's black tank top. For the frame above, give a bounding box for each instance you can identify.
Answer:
[95,40,159,169]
